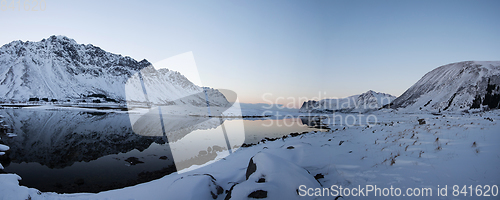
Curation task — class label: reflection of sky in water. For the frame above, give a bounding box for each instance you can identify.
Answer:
[0,109,321,193]
[242,118,319,143]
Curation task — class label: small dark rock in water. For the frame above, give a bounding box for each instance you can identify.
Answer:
[74,178,84,186]
[328,139,332,141]
[159,156,168,160]
[339,141,344,146]
[257,178,266,183]
[125,157,144,165]
[212,145,223,152]
[286,146,294,149]
[314,173,324,180]
[248,190,267,198]
[418,119,426,125]
[349,150,352,153]
[199,150,208,156]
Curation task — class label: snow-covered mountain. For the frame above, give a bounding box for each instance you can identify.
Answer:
[0,35,228,106]
[391,61,500,112]
[299,90,395,113]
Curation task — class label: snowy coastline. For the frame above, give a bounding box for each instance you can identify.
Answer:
[1,109,499,199]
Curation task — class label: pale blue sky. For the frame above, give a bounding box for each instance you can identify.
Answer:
[1,0,499,107]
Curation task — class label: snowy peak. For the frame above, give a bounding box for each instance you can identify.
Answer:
[357,90,394,108]
[299,90,395,113]
[391,61,500,112]
[0,36,229,107]
[1,35,149,74]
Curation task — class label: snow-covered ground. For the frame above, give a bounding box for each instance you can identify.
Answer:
[1,109,499,199]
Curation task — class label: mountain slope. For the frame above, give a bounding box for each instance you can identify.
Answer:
[391,61,500,112]
[0,36,228,106]
[299,90,395,113]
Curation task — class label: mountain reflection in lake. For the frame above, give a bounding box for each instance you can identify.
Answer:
[0,109,320,193]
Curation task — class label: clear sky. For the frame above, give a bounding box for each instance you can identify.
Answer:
[1,0,499,107]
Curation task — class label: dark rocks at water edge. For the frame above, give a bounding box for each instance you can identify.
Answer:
[240,131,315,148]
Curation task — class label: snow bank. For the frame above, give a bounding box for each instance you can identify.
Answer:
[226,152,321,199]
[0,174,40,200]
[0,144,9,151]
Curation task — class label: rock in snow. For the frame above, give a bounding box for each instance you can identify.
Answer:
[391,61,500,112]
[225,152,321,200]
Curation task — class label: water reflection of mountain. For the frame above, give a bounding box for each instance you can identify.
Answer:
[0,109,223,169]
[131,107,224,141]
[299,116,330,130]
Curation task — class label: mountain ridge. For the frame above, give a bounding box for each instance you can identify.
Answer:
[0,35,228,107]
[299,90,396,113]
[390,61,500,112]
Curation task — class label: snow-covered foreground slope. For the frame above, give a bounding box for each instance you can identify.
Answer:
[300,90,395,113]
[1,110,498,199]
[391,61,500,112]
[0,36,228,107]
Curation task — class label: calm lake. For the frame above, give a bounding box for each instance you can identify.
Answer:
[0,108,322,193]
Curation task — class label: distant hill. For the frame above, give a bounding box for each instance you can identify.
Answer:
[391,61,500,112]
[299,90,395,113]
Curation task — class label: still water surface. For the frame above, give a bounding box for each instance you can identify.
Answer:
[0,108,321,193]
